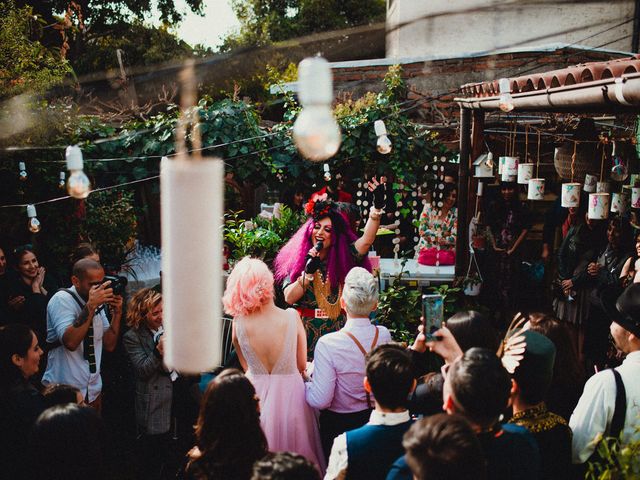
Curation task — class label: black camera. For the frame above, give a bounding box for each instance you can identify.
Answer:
[103,275,128,296]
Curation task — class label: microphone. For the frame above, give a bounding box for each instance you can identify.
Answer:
[305,240,324,274]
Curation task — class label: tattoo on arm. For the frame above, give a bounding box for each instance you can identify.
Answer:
[73,305,91,328]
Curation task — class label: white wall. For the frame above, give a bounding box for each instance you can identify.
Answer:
[386,0,635,59]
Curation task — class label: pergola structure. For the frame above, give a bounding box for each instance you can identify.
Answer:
[453,55,640,276]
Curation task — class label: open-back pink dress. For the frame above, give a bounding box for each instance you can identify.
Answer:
[235,309,326,473]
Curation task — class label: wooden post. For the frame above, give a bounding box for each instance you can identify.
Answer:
[456,107,472,277]
[469,110,485,220]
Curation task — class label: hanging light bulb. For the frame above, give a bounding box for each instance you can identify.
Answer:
[65,145,91,199]
[27,204,41,233]
[293,56,341,162]
[18,162,27,181]
[610,141,629,182]
[58,171,66,189]
[374,120,392,154]
[485,151,494,168]
[323,163,332,182]
[498,78,514,112]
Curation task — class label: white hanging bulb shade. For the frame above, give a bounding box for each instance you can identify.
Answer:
[498,78,514,112]
[65,145,91,199]
[27,204,41,233]
[18,162,27,181]
[374,120,392,154]
[293,56,341,162]
[58,171,66,189]
[323,162,331,181]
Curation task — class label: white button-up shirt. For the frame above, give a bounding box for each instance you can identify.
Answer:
[570,350,640,463]
[306,317,392,413]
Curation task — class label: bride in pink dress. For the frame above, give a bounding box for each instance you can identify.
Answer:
[222,257,325,473]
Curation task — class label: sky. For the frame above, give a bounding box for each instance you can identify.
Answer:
[172,0,241,50]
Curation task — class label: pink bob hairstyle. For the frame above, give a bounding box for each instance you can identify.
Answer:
[222,257,275,317]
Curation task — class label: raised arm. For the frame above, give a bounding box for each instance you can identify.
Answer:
[354,177,384,255]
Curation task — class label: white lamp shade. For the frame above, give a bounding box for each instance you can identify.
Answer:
[161,157,224,373]
[517,163,534,184]
[561,183,581,208]
[527,178,545,200]
[588,193,610,219]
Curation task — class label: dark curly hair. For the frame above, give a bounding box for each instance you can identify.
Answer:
[186,369,267,480]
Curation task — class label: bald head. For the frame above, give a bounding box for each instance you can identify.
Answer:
[72,258,103,280]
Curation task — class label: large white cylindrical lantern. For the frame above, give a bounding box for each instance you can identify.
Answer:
[161,156,224,373]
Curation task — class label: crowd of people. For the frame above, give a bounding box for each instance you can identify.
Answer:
[0,175,639,480]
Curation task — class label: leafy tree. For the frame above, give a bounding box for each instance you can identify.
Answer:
[19,0,205,76]
[220,0,386,51]
[0,1,71,99]
[72,20,208,77]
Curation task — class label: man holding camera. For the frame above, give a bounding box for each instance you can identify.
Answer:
[42,258,123,411]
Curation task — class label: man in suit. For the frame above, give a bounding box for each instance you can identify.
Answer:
[325,343,415,480]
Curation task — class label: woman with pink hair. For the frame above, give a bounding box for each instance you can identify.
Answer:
[222,257,325,473]
[275,179,385,354]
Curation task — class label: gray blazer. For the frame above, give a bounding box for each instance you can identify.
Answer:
[123,326,173,435]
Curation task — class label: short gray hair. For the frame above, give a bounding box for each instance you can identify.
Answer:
[342,267,378,317]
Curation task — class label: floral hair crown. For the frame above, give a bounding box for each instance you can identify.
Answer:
[304,198,334,221]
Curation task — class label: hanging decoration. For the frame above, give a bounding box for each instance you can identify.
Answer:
[498,78,515,112]
[58,171,66,189]
[26,204,41,233]
[161,60,224,373]
[588,141,610,219]
[518,126,534,184]
[611,192,628,214]
[66,146,92,199]
[374,120,392,154]
[527,130,545,200]
[292,56,341,162]
[18,162,27,181]
[632,187,640,209]
[610,140,629,182]
[583,173,597,193]
[323,163,331,182]
[502,123,517,182]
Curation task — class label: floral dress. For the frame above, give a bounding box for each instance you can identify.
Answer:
[417,204,458,251]
[282,245,366,358]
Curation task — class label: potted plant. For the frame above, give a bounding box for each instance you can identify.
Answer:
[463,273,482,296]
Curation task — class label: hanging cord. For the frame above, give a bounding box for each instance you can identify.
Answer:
[571,141,577,183]
[536,130,541,178]
[504,128,510,156]
[176,59,201,160]
[599,140,606,182]
[525,124,529,162]
[466,244,483,282]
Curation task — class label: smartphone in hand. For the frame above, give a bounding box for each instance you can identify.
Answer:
[422,294,444,341]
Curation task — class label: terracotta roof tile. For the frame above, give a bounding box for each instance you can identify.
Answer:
[460,55,640,97]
